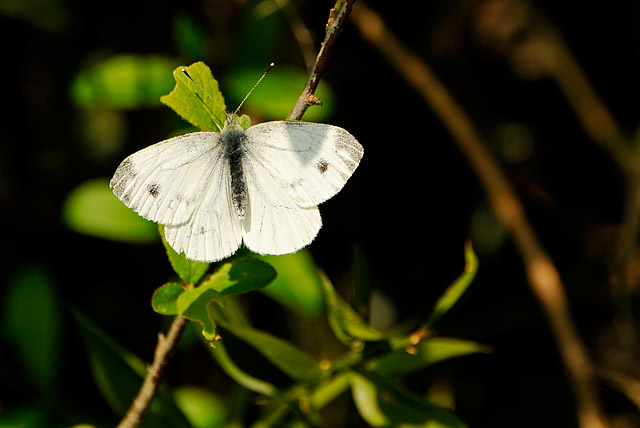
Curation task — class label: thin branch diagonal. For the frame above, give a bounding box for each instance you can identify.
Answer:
[116,316,188,428]
[350,3,610,428]
[288,0,357,121]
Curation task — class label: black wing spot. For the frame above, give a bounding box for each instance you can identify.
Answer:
[147,182,160,198]
[317,159,329,174]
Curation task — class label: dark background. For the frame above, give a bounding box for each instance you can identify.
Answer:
[1,0,639,427]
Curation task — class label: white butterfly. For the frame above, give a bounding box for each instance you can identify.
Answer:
[110,72,363,262]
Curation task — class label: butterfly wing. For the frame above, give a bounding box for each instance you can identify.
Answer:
[239,121,362,255]
[162,166,243,262]
[241,163,322,255]
[244,121,363,208]
[110,131,243,262]
[111,132,221,225]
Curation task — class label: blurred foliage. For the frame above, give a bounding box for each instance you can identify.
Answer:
[258,251,326,318]
[2,267,61,392]
[4,0,639,427]
[227,66,335,122]
[70,55,179,110]
[62,178,159,243]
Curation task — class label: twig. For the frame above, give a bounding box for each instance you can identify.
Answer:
[288,0,357,121]
[350,3,610,428]
[116,316,188,428]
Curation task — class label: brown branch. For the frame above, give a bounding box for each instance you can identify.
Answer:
[475,0,640,374]
[350,3,610,428]
[116,316,188,428]
[288,0,357,121]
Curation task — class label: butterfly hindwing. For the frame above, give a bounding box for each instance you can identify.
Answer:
[163,166,243,262]
[241,160,322,255]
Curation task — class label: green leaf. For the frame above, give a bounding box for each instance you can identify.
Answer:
[309,371,352,409]
[177,288,225,343]
[161,258,275,341]
[366,337,491,375]
[70,54,178,109]
[257,250,325,317]
[214,318,327,384]
[428,242,478,327]
[350,371,467,428]
[173,386,227,428]
[2,266,60,391]
[152,282,185,315]
[349,372,389,426]
[208,339,277,396]
[201,257,276,295]
[160,61,227,132]
[160,225,210,284]
[63,178,158,243]
[71,310,191,428]
[321,273,385,345]
[227,66,335,121]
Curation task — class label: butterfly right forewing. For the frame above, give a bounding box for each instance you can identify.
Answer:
[244,121,363,208]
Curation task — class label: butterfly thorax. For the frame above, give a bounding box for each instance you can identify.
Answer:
[221,121,248,219]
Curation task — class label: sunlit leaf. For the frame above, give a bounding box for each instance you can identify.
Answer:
[160,61,226,132]
[428,242,478,327]
[201,258,276,295]
[214,318,327,384]
[321,273,385,345]
[309,371,352,409]
[63,178,158,243]
[159,225,210,284]
[161,258,275,341]
[173,386,227,428]
[70,54,178,109]
[349,372,389,426]
[152,282,185,315]
[227,66,335,121]
[366,337,490,375]
[178,288,225,343]
[208,340,277,396]
[258,251,325,318]
[2,266,60,391]
[350,371,467,428]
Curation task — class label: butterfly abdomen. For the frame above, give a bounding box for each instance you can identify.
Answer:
[221,124,248,219]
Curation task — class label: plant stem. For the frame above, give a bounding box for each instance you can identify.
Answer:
[116,316,187,428]
[287,0,356,121]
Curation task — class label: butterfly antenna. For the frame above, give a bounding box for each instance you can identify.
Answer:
[233,62,275,115]
[181,68,225,131]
